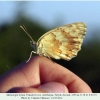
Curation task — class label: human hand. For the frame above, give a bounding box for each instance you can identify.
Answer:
[0,56,92,93]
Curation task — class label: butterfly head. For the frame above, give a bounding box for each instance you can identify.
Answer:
[30,41,37,53]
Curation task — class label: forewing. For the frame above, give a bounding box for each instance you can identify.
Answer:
[37,22,87,60]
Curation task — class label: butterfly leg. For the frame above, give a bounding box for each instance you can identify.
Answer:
[41,52,54,62]
[45,54,55,63]
[26,51,36,63]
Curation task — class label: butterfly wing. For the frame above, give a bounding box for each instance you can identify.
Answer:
[37,22,87,60]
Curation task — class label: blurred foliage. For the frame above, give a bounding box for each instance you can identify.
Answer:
[0,16,100,93]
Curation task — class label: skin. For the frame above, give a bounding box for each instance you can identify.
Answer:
[0,56,92,93]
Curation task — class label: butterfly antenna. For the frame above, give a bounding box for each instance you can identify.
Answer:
[20,25,36,44]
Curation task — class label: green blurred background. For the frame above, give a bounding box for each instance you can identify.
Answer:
[0,1,100,92]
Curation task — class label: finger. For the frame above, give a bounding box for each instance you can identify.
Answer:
[38,82,69,93]
[7,82,69,93]
[7,87,46,93]
[0,56,40,92]
[29,56,92,93]
[0,56,92,93]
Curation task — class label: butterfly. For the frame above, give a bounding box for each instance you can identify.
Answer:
[20,22,87,62]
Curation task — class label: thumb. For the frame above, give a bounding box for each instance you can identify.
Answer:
[38,82,69,93]
[7,82,68,93]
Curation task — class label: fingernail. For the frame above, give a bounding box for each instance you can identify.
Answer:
[38,82,68,93]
